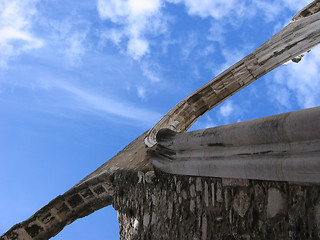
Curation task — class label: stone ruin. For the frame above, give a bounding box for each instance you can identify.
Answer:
[2,1,320,239]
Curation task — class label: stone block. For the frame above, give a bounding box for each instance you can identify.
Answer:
[222,178,250,187]
[233,190,250,217]
[267,188,286,219]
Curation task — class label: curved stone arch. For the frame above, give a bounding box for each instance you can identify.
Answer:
[292,0,320,21]
[1,1,320,239]
[1,182,113,240]
[145,2,320,147]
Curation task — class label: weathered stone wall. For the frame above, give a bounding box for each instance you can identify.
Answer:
[113,170,320,240]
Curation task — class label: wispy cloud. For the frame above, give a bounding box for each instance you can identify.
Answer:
[97,0,166,60]
[216,100,244,125]
[46,80,162,126]
[137,85,147,99]
[0,0,43,68]
[41,15,90,66]
[64,31,88,65]
[207,21,225,43]
[254,1,282,22]
[172,0,313,21]
[141,62,162,83]
[174,0,244,20]
[252,0,312,22]
[281,0,313,12]
[219,100,234,118]
[268,47,320,109]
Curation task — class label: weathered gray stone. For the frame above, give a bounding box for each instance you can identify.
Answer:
[204,181,209,207]
[168,202,173,219]
[114,170,320,239]
[2,2,320,240]
[202,215,208,240]
[211,183,215,207]
[316,202,320,238]
[190,199,195,213]
[224,188,232,211]
[151,212,157,226]
[222,178,250,187]
[216,182,223,203]
[143,213,150,227]
[267,188,286,219]
[233,190,250,218]
[254,184,265,213]
[145,171,156,183]
[196,178,202,191]
[190,184,196,198]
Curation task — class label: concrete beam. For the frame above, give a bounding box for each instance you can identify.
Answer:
[150,107,320,183]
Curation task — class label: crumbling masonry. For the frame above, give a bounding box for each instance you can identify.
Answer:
[1,1,320,239]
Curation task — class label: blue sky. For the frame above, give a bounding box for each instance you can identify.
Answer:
[1,0,319,239]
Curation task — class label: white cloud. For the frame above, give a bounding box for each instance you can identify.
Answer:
[96,0,313,62]
[100,29,124,46]
[281,0,313,12]
[64,31,88,65]
[179,0,242,19]
[176,0,313,22]
[219,100,234,118]
[97,0,165,60]
[181,31,199,60]
[62,83,162,125]
[128,38,149,59]
[42,16,90,66]
[141,62,161,83]
[269,47,320,109]
[97,0,161,21]
[204,115,217,129]
[251,0,312,22]
[254,1,282,22]
[268,85,292,109]
[216,100,245,126]
[36,80,162,125]
[0,0,43,68]
[137,86,147,99]
[199,44,215,56]
[207,21,225,43]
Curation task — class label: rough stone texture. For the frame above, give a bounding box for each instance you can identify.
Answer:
[1,2,320,239]
[0,181,114,240]
[151,106,320,183]
[267,188,286,219]
[114,170,320,240]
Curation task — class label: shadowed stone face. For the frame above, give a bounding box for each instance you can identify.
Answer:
[114,170,320,239]
[315,203,320,238]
